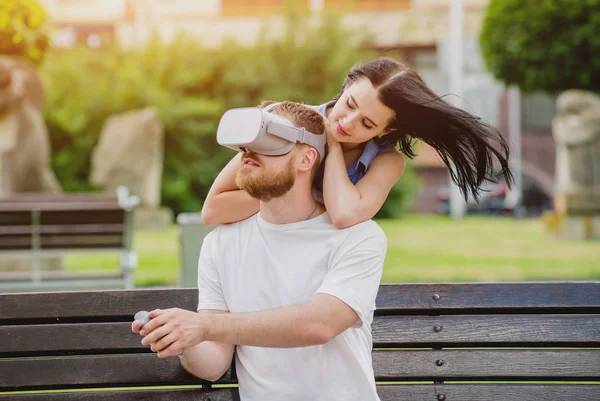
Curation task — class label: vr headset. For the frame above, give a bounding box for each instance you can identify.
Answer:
[216,102,326,162]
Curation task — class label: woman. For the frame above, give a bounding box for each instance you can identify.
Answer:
[201,57,513,228]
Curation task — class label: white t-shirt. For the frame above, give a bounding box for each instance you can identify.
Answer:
[197,211,386,401]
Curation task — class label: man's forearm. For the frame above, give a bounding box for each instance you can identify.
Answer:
[180,341,234,382]
[204,303,332,348]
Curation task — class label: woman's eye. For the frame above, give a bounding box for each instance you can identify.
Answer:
[346,98,373,129]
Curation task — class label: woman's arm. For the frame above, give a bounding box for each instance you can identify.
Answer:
[201,153,260,226]
[323,142,405,229]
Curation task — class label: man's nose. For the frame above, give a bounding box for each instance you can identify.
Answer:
[242,149,260,160]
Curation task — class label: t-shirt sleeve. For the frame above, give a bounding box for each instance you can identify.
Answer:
[315,224,386,328]
[197,231,229,312]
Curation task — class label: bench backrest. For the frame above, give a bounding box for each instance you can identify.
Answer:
[0,193,132,252]
[1,282,599,400]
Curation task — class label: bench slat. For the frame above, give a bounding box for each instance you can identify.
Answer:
[0,210,124,225]
[0,277,129,292]
[41,210,125,225]
[0,354,235,391]
[0,289,199,322]
[2,283,599,322]
[376,282,600,313]
[2,350,599,391]
[3,385,599,401]
[2,322,144,355]
[373,349,600,381]
[0,224,124,235]
[0,212,30,225]
[4,314,600,355]
[1,388,238,401]
[376,384,600,401]
[0,203,122,212]
[372,315,600,347]
[0,270,123,283]
[0,235,124,251]
[0,194,118,203]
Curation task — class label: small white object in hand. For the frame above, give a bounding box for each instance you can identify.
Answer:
[134,310,151,328]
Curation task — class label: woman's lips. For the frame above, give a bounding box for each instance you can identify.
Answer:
[336,123,349,136]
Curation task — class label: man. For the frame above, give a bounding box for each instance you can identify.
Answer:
[132,101,387,401]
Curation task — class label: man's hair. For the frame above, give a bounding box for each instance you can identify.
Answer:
[258,101,325,179]
[259,100,325,138]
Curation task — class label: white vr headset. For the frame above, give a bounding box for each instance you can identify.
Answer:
[216,102,326,162]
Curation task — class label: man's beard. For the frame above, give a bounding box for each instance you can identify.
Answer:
[235,154,296,202]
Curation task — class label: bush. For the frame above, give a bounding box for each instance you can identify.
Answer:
[480,0,600,93]
[375,164,419,219]
[41,15,419,217]
[0,0,50,65]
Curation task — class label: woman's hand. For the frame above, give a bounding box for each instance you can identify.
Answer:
[324,118,339,147]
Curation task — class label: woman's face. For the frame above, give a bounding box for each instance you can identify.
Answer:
[327,78,395,145]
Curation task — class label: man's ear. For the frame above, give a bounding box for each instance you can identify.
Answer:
[298,146,319,173]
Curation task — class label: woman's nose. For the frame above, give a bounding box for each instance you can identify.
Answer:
[343,111,360,128]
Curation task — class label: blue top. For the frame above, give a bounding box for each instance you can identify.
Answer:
[314,101,391,191]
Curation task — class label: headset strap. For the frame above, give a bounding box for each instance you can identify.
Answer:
[264,102,326,161]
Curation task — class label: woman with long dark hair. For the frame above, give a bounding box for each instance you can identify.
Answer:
[201,57,513,228]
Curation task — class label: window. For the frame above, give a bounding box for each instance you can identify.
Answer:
[324,0,411,12]
[221,0,309,17]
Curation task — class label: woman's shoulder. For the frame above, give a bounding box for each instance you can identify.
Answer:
[372,145,406,170]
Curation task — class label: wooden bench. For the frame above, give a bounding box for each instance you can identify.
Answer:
[0,187,139,291]
[1,282,599,400]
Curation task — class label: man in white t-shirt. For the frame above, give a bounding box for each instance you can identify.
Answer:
[133,101,387,401]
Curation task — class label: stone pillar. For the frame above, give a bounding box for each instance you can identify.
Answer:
[548,89,600,240]
[90,107,172,230]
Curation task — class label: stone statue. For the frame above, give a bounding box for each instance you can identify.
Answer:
[0,56,61,195]
[553,90,600,194]
[91,107,165,208]
[0,56,62,272]
[549,89,600,239]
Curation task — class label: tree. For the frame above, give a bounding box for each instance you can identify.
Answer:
[0,0,50,65]
[479,0,600,94]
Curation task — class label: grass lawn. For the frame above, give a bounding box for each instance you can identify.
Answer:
[66,215,600,287]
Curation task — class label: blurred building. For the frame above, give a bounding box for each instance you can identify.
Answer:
[40,0,555,213]
[41,0,488,48]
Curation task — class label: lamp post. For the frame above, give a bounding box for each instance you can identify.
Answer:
[507,86,523,216]
[448,0,466,219]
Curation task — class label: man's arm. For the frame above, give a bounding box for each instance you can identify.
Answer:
[140,293,358,356]
[179,310,235,382]
[204,293,358,347]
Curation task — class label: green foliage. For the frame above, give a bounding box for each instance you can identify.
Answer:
[480,0,600,93]
[41,15,418,217]
[375,162,419,219]
[0,0,50,65]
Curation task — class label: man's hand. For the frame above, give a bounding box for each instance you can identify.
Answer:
[133,308,209,358]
